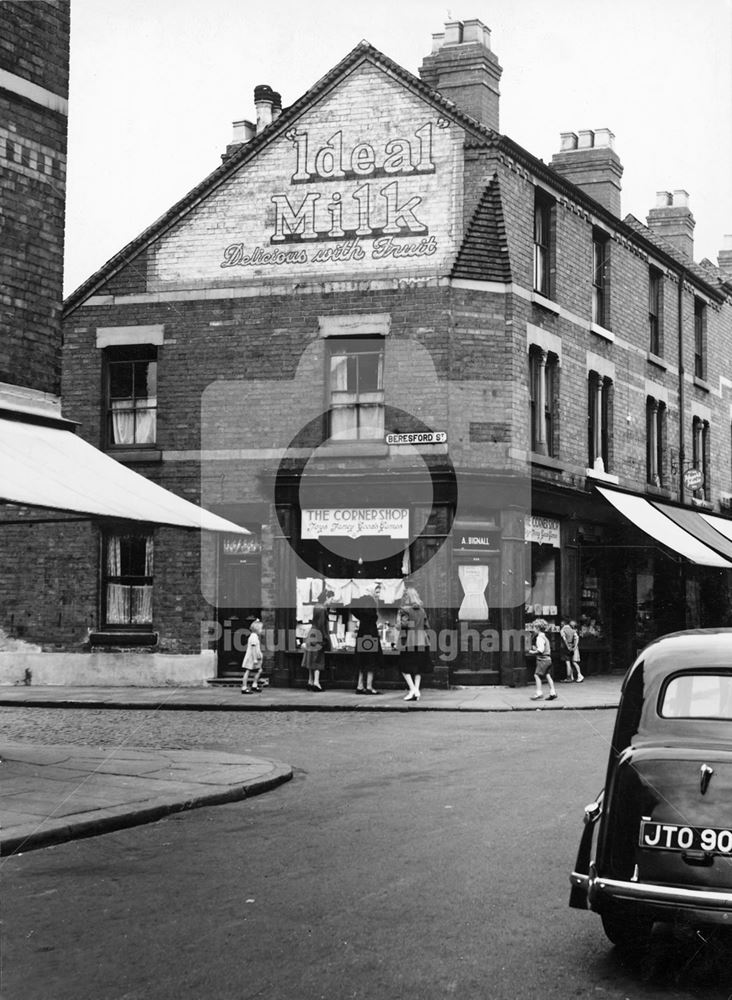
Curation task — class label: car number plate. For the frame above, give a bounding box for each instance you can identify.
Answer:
[639,820,732,854]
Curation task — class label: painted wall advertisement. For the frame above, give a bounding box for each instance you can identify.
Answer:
[150,64,461,284]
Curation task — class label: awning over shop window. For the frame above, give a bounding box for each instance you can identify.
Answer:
[651,502,732,564]
[596,487,732,568]
[700,512,732,553]
[0,414,247,533]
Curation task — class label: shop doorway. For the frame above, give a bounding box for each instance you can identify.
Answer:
[216,535,262,676]
[450,557,501,683]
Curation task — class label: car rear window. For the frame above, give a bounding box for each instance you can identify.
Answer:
[660,672,732,719]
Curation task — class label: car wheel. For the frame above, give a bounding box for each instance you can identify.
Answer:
[600,906,653,951]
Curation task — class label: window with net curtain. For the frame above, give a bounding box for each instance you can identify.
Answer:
[106,346,157,446]
[104,531,153,626]
[328,339,384,440]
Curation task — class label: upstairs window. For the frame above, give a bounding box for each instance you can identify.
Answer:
[103,530,153,627]
[329,339,384,441]
[105,345,157,447]
[648,268,663,355]
[588,372,612,473]
[533,192,553,297]
[528,347,559,457]
[592,232,610,328]
[692,416,710,500]
[694,298,707,379]
[646,397,666,486]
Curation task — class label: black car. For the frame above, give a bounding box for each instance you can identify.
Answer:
[570,629,732,949]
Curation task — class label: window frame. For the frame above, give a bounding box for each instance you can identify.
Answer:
[528,347,559,457]
[104,344,158,449]
[648,267,663,356]
[694,298,707,380]
[592,231,610,328]
[588,371,612,472]
[533,191,553,298]
[327,337,385,442]
[101,528,154,629]
[646,397,665,486]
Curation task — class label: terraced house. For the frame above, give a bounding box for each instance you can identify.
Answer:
[48,19,732,687]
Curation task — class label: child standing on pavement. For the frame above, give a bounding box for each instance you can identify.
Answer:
[241,619,264,694]
[529,619,557,701]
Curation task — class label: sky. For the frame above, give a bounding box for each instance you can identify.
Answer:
[63,0,732,296]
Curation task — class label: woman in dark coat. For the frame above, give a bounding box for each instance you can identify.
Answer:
[352,589,384,695]
[398,585,432,701]
[301,588,333,691]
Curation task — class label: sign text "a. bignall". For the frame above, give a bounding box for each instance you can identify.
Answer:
[270,121,438,244]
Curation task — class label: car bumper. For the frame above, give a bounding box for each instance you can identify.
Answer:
[571,870,732,915]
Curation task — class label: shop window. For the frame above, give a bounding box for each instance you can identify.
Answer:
[588,372,612,473]
[646,397,666,486]
[525,544,558,618]
[328,339,384,440]
[105,345,157,447]
[533,191,554,297]
[592,231,610,328]
[692,416,710,500]
[102,530,153,626]
[694,298,707,379]
[648,267,663,355]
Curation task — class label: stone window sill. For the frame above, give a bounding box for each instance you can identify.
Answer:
[531,292,560,315]
[693,376,711,392]
[646,352,667,370]
[106,448,163,463]
[586,467,619,485]
[88,631,158,647]
[530,452,564,472]
[590,322,614,343]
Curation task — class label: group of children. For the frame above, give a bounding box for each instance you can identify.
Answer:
[529,616,584,701]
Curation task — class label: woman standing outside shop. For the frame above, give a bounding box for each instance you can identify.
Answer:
[301,587,333,691]
[398,585,432,701]
[352,587,384,695]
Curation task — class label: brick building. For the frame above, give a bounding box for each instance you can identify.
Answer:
[0,1,243,686]
[50,18,732,687]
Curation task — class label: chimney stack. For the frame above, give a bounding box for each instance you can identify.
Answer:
[222,118,256,161]
[419,18,502,131]
[717,234,732,281]
[550,129,623,217]
[646,190,695,259]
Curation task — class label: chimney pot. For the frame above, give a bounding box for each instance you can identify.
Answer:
[254,84,277,132]
[462,18,491,47]
[655,191,672,208]
[577,129,595,149]
[672,188,689,208]
[443,20,463,45]
[559,131,578,151]
[431,31,445,53]
[593,128,615,149]
[723,234,732,250]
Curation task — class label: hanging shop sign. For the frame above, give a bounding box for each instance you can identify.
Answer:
[302,507,409,540]
[683,468,704,491]
[525,515,561,548]
[386,431,447,446]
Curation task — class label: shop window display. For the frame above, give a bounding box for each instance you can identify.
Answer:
[296,577,405,652]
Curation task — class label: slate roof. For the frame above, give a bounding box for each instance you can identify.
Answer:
[451,174,511,283]
[624,214,728,298]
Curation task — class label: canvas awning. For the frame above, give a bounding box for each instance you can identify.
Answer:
[651,501,732,564]
[596,487,732,568]
[0,413,247,533]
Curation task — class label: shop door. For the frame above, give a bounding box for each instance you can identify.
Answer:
[451,558,501,683]
[217,555,262,675]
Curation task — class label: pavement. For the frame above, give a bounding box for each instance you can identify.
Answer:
[0,674,623,856]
